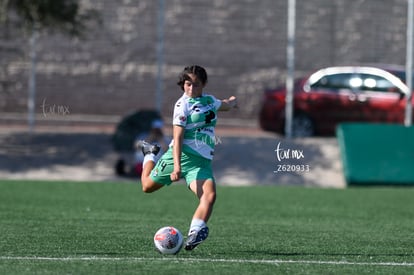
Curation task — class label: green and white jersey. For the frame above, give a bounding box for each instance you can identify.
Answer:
[171,93,222,160]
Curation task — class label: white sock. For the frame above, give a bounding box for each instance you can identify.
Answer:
[142,153,156,168]
[189,218,206,234]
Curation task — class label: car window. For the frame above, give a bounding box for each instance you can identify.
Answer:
[389,70,414,85]
[311,73,354,90]
[357,73,400,93]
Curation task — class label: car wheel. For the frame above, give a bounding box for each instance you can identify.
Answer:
[291,114,315,137]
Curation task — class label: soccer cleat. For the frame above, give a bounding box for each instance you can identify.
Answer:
[184,226,209,251]
[136,140,161,156]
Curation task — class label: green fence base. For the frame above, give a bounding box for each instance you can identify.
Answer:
[336,123,414,186]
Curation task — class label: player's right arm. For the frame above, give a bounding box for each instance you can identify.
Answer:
[171,125,184,182]
[171,96,187,182]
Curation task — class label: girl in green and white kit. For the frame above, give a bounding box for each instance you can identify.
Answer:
[139,65,238,250]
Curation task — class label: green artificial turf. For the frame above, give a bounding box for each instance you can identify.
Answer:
[0,180,413,274]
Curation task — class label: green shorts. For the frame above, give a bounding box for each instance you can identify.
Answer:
[150,147,215,186]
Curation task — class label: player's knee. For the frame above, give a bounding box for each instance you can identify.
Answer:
[141,184,152,193]
[142,187,155,193]
[142,184,156,193]
[141,177,163,193]
[141,178,154,193]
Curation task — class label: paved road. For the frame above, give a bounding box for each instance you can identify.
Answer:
[0,125,345,188]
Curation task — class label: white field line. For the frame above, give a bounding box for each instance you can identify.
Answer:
[0,256,414,267]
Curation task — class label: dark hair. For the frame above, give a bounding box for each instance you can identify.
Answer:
[177,65,208,91]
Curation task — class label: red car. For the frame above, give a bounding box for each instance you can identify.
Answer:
[259,66,413,136]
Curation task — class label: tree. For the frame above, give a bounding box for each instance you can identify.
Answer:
[0,0,99,132]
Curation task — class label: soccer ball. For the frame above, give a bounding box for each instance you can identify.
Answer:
[153,226,184,255]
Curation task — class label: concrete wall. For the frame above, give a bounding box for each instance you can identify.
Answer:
[0,0,408,120]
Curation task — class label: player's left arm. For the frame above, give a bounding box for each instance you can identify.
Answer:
[218,96,238,111]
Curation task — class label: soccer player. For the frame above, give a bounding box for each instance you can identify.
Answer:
[138,65,238,250]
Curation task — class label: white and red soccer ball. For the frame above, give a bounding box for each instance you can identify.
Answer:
[153,226,184,254]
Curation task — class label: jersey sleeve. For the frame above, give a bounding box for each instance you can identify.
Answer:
[210,94,222,110]
[172,97,187,127]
